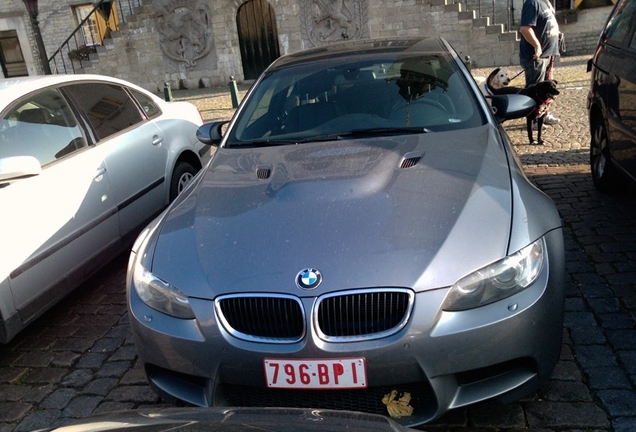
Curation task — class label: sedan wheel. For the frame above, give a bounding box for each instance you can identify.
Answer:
[590,117,617,191]
[170,161,198,201]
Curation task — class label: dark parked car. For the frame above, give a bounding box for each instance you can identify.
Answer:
[39,407,412,432]
[127,37,565,427]
[587,0,636,190]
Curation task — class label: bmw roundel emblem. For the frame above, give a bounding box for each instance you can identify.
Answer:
[296,268,322,290]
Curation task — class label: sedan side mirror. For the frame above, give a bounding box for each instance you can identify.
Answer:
[0,156,41,183]
[487,94,536,123]
[196,121,230,146]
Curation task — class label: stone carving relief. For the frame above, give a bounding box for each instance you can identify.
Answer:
[156,0,213,68]
[300,0,369,46]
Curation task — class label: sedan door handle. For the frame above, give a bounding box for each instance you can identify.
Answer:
[152,135,164,146]
[94,167,107,182]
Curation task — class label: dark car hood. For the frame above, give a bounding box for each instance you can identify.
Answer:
[152,125,513,298]
[42,407,410,432]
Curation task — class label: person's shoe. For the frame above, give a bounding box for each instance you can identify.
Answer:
[543,112,560,125]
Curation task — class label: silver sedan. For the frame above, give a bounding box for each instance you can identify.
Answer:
[127,37,565,427]
[0,74,206,343]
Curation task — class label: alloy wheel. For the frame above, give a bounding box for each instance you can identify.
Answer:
[590,117,616,191]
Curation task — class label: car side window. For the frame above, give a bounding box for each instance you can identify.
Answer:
[604,0,636,45]
[0,88,86,166]
[65,83,144,141]
[131,90,161,118]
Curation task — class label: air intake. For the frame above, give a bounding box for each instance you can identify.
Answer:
[400,156,421,169]
[256,168,271,179]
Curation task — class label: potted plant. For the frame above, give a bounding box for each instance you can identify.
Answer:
[68,44,98,61]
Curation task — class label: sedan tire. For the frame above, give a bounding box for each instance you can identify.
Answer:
[170,161,197,201]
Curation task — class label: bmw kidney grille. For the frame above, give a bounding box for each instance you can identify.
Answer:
[215,289,414,343]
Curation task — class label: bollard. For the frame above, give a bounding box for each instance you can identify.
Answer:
[464,55,472,71]
[164,81,173,102]
[229,76,240,108]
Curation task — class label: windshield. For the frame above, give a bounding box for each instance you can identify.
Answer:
[227,53,485,146]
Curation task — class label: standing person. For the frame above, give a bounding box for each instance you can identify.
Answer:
[519,0,561,125]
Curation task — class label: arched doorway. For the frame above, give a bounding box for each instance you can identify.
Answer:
[236,0,280,80]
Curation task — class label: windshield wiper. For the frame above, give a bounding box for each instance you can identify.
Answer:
[233,135,345,147]
[348,127,431,136]
[229,127,430,147]
[229,139,301,148]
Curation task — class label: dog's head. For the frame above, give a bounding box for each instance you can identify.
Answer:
[487,67,511,89]
[536,79,560,99]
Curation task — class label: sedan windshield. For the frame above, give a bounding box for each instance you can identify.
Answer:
[227,52,485,146]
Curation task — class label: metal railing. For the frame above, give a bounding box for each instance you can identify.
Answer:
[462,0,565,31]
[458,0,517,30]
[48,0,142,74]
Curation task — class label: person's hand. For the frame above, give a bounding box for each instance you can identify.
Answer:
[533,46,542,59]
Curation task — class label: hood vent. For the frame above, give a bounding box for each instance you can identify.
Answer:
[256,167,271,179]
[399,153,423,169]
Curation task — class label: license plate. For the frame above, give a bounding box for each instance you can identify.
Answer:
[264,358,367,389]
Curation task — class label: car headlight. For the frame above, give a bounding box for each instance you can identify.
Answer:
[443,238,545,311]
[133,262,195,319]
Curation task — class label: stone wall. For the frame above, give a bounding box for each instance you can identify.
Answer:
[558,6,611,56]
[84,0,526,91]
[1,0,611,91]
[86,2,165,90]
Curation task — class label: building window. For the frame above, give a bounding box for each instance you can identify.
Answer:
[0,30,27,77]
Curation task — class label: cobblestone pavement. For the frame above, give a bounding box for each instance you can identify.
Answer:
[1,54,635,432]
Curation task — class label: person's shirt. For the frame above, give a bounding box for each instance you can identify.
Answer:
[520,0,559,60]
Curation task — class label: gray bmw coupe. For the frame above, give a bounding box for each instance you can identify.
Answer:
[127,37,565,427]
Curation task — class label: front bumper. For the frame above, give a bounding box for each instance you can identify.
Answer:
[127,229,565,427]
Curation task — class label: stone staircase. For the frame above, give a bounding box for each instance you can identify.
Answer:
[76,0,167,91]
[430,0,520,67]
[75,0,521,91]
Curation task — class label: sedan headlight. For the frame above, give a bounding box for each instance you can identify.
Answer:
[133,262,195,319]
[443,238,545,311]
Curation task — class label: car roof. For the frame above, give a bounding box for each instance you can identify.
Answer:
[0,74,153,113]
[268,37,451,70]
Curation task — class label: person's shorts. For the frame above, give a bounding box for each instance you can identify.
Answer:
[520,57,550,85]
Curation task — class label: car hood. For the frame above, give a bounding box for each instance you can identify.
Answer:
[151,125,513,298]
[40,407,410,432]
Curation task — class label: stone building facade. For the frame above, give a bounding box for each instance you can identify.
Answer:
[1,0,612,93]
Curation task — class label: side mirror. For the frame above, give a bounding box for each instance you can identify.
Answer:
[0,156,41,182]
[488,94,536,123]
[196,121,230,146]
